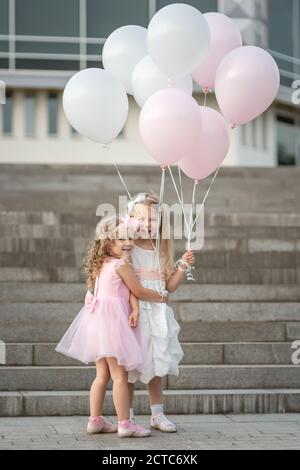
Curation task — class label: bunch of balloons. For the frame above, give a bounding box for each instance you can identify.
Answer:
[63,3,280,181]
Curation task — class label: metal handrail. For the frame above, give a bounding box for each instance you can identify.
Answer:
[0,52,101,61]
[0,34,105,44]
[269,48,300,66]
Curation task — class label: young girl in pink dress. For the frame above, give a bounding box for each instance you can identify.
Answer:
[55,214,169,438]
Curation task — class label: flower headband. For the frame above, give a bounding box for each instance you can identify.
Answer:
[127,193,147,215]
[95,214,140,240]
[127,192,159,215]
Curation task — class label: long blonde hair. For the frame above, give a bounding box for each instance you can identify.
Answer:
[129,191,175,279]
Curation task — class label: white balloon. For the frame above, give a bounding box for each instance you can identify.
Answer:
[63,68,128,144]
[102,25,147,95]
[132,55,193,107]
[147,3,211,79]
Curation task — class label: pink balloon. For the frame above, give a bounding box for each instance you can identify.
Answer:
[215,46,280,127]
[192,12,242,91]
[179,106,230,181]
[139,88,202,166]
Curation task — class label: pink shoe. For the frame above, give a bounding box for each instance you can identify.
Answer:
[132,423,151,438]
[101,416,118,433]
[118,420,151,438]
[118,419,135,437]
[87,416,117,434]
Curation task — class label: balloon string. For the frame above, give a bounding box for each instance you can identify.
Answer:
[188,123,232,234]
[150,167,166,292]
[102,143,133,201]
[187,180,198,250]
[190,165,221,233]
[177,164,184,206]
[168,166,190,233]
[187,123,232,235]
[113,160,133,201]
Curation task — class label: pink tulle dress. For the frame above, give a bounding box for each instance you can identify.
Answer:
[55,256,146,372]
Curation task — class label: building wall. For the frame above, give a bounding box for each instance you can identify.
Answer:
[0,0,299,167]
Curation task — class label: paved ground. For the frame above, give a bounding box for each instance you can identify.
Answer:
[1,414,300,450]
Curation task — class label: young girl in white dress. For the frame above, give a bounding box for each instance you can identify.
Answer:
[127,192,195,432]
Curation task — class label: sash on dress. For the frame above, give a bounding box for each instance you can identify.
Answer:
[135,267,165,281]
[85,274,100,313]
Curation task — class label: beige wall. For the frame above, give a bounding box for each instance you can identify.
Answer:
[0,90,276,167]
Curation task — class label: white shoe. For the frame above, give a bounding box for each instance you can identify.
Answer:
[150,413,177,433]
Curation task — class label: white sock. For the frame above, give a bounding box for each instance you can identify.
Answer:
[151,403,164,417]
[129,408,135,421]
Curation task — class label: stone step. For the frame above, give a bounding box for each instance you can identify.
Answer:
[1,211,300,228]
[0,253,299,272]
[1,223,299,247]
[1,283,299,303]
[1,365,300,391]
[0,302,299,342]
[2,342,297,367]
[1,250,299,267]
[0,196,298,215]
[0,166,299,214]
[1,164,298,177]
[1,267,299,284]
[1,389,300,416]
[1,237,300,253]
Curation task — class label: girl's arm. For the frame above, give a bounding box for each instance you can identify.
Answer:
[166,250,195,293]
[129,291,139,313]
[129,292,139,328]
[117,261,168,303]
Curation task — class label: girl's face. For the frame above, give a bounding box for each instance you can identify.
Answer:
[134,203,159,239]
[110,228,134,258]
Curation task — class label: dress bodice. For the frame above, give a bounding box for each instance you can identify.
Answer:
[130,245,166,289]
[95,257,130,301]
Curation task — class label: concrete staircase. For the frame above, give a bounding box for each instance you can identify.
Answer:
[0,164,300,416]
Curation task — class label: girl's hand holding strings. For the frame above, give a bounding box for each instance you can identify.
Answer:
[180,250,196,267]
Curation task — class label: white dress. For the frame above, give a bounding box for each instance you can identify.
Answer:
[128,244,184,384]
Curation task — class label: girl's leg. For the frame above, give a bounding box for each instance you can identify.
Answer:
[87,358,117,434]
[128,382,135,420]
[148,376,177,433]
[106,357,131,422]
[89,358,110,417]
[106,358,151,438]
[147,376,163,405]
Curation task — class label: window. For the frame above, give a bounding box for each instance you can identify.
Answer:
[269,0,299,87]
[48,92,58,135]
[270,0,293,56]
[15,0,80,37]
[276,115,298,166]
[157,0,218,12]
[0,0,217,72]
[0,0,9,34]
[16,59,80,71]
[24,93,37,137]
[87,0,149,38]
[2,90,13,135]
[16,41,80,55]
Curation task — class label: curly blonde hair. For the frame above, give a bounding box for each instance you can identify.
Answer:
[82,215,122,292]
